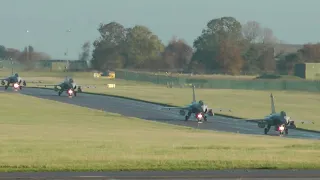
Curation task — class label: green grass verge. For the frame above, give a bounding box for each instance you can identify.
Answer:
[1,70,319,131]
[116,69,305,81]
[1,93,320,172]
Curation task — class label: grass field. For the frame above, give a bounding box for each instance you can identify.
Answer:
[116,69,307,80]
[0,93,320,171]
[119,69,258,80]
[1,70,319,131]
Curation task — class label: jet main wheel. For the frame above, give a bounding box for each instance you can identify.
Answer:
[285,129,288,135]
[4,86,8,90]
[74,91,77,97]
[185,112,191,121]
[264,128,268,134]
[204,116,207,121]
[58,91,62,96]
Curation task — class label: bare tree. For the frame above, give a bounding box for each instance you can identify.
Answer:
[79,41,91,61]
[242,21,263,43]
[242,21,279,45]
[262,27,278,44]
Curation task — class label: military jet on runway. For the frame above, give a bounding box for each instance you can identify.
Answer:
[41,77,82,97]
[251,93,314,135]
[161,85,231,123]
[0,73,27,91]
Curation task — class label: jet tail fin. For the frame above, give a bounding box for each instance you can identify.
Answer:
[270,93,276,114]
[192,85,196,103]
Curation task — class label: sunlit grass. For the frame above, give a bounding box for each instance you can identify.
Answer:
[0,93,319,171]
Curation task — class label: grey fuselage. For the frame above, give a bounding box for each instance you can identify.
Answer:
[3,76,22,84]
[264,113,288,126]
[188,102,208,114]
[58,82,76,91]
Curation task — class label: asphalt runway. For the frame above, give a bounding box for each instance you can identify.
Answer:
[16,87,320,140]
[0,170,320,179]
[2,87,320,179]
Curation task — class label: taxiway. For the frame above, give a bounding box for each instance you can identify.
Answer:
[18,87,320,140]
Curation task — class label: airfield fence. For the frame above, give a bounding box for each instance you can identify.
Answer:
[115,70,320,92]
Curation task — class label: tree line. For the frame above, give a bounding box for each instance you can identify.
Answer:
[0,45,51,69]
[91,16,320,75]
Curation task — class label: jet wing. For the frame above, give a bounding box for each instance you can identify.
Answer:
[0,77,9,81]
[36,83,95,91]
[160,106,191,111]
[35,83,62,88]
[243,118,271,128]
[245,118,315,129]
[245,118,267,121]
[208,108,232,112]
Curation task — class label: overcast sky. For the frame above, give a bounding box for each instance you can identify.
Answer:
[1,0,319,59]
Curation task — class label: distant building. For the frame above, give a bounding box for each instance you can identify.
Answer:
[294,63,320,80]
[34,59,90,71]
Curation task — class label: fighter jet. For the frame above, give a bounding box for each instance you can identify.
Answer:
[252,93,314,135]
[43,77,82,97]
[161,85,231,123]
[0,73,27,91]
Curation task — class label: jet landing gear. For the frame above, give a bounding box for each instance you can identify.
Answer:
[4,82,9,90]
[185,112,192,121]
[264,125,271,135]
[58,90,62,96]
[280,128,289,135]
[204,116,207,121]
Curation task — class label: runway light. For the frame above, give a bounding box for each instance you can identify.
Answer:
[13,83,19,89]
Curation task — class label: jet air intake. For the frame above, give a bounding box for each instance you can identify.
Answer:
[179,110,186,116]
[258,121,267,128]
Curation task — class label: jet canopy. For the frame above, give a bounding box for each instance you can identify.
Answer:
[280,111,286,117]
[14,73,19,77]
[64,77,74,83]
[198,100,204,106]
